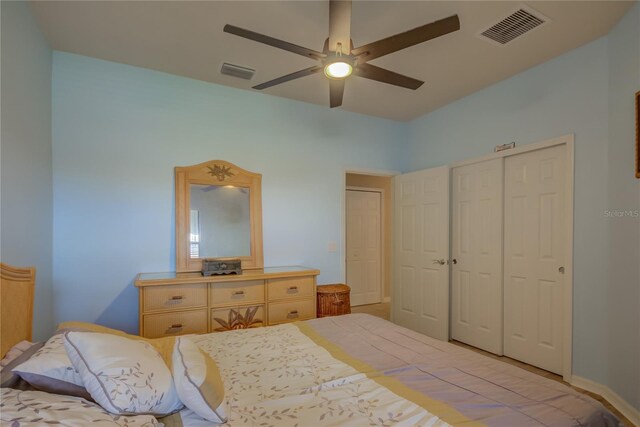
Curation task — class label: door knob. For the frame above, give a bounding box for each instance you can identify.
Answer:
[432,259,446,265]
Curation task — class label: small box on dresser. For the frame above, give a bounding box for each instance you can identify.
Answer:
[135,266,319,338]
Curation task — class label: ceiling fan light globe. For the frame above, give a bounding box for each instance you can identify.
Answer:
[324,61,352,79]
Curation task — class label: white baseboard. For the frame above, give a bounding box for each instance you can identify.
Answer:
[571,375,639,426]
[382,297,391,303]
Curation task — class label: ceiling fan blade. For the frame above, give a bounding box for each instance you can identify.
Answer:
[329,0,352,53]
[224,24,325,60]
[329,79,345,108]
[351,14,460,63]
[252,66,323,90]
[353,63,424,90]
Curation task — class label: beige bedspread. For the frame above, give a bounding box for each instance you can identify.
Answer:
[182,319,449,426]
[2,314,619,426]
[172,313,619,426]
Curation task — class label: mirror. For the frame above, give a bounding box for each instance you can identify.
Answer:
[189,184,251,258]
[175,160,263,272]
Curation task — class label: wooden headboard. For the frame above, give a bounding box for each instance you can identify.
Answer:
[0,263,35,358]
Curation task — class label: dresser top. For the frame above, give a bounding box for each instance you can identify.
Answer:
[135,266,320,287]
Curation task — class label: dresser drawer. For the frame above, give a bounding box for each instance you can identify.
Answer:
[268,299,315,325]
[211,305,265,332]
[142,309,208,338]
[142,283,207,312]
[267,277,315,301]
[211,280,265,307]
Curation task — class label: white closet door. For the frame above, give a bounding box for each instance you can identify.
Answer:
[346,190,382,306]
[451,159,504,354]
[504,145,566,374]
[393,166,449,341]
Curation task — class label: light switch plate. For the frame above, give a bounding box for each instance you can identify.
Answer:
[327,241,337,252]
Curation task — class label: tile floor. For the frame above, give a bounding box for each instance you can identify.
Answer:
[350,302,633,426]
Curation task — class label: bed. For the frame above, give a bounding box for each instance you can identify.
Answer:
[0,264,622,426]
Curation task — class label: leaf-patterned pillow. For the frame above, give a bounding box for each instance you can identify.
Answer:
[172,336,227,423]
[63,331,183,416]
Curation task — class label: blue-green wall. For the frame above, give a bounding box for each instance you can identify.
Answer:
[408,35,613,389]
[606,3,639,410]
[52,52,407,333]
[1,1,53,341]
[406,3,639,410]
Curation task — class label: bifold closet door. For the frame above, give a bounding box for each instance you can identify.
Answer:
[451,159,504,355]
[504,145,566,374]
[393,166,449,341]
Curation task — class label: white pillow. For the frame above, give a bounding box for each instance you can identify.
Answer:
[172,337,227,423]
[63,331,183,416]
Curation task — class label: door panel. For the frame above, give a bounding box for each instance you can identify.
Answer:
[451,159,503,354]
[504,145,565,374]
[393,166,449,341]
[346,190,382,306]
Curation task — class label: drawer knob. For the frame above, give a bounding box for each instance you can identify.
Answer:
[233,290,245,296]
[170,295,184,301]
[287,310,299,318]
[169,323,183,329]
[287,286,298,292]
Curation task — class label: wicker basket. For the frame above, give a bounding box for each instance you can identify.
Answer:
[317,284,351,318]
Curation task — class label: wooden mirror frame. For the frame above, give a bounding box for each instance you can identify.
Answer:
[175,160,263,272]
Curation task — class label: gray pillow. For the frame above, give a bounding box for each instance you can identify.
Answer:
[11,330,93,400]
[0,342,44,389]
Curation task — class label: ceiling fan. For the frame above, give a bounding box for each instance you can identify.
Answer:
[223,1,460,108]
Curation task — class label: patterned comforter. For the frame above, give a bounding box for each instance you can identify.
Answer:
[1,314,621,426]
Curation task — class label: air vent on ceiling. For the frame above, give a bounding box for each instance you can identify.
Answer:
[220,63,255,80]
[479,6,548,45]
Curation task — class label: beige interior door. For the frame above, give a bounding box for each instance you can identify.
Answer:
[393,166,449,341]
[504,145,566,374]
[451,158,504,354]
[346,190,382,306]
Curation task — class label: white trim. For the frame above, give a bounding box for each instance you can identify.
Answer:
[563,135,575,383]
[449,134,573,168]
[346,186,385,305]
[571,375,640,426]
[448,134,575,381]
[345,167,399,177]
[342,168,398,289]
[346,186,384,193]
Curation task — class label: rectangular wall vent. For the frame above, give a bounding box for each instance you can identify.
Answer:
[220,63,255,80]
[479,6,548,45]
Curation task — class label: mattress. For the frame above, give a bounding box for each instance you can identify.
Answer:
[170,313,620,426]
[0,314,621,426]
[299,314,621,427]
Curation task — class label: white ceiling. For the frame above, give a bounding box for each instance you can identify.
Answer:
[30,1,633,122]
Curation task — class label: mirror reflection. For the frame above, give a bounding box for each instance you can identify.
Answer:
[189,184,251,259]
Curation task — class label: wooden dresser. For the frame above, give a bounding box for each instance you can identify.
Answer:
[135,266,319,338]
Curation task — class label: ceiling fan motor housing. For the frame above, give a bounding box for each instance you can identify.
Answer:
[223,0,460,107]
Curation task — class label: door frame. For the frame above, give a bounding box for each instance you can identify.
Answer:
[450,134,575,381]
[343,168,398,305]
[346,187,385,305]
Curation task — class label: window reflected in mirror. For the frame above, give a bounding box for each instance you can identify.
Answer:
[189,184,251,259]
